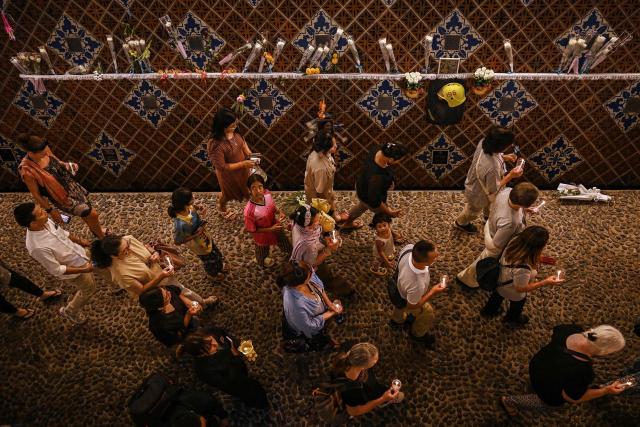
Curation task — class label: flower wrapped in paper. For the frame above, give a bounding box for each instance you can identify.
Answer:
[557,183,611,202]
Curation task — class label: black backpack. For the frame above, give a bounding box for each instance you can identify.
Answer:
[476,257,530,291]
[128,373,181,427]
[387,248,412,309]
[312,377,362,426]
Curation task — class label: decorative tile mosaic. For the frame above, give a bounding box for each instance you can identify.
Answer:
[124,80,177,128]
[86,132,136,177]
[382,0,397,6]
[46,14,102,68]
[603,81,640,133]
[292,9,350,69]
[0,135,26,176]
[13,80,64,128]
[356,79,414,129]
[299,144,355,171]
[243,79,293,128]
[520,0,533,5]
[415,133,466,180]
[174,11,225,70]
[529,134,583,181]
[554,9,617,71]
[246,0,262,6]
[478,80,537,128]
[192,140,213,170]
[429,9,483,61]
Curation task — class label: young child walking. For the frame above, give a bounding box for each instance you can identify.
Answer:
[168,188,225,279]
[370,212,396,276]
[243,174,292,267]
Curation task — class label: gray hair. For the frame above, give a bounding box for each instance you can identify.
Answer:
[346,342,379,368]
[584,325,625,356]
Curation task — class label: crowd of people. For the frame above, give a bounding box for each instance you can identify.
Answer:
[2,108,637,425]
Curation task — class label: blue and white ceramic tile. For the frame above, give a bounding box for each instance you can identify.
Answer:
[243,79,293,128]
[429,9,483,60]
[0,135,26,176]
[357,79,413,129]
[382,0,397,6]
[603,81,640,132]
[13,80,65,128]
[124,80,177,128]
[555,9,617,71]
[246,0,262,6]
[292,9,350,69]
[173,11,225,70]
[299,144,355,171]
[529,134,583,181]
[415,133,466,180]
[192,140,213,170]
[86,132,136,177]
[47,14,102,67]
[116,0,131,8]
[478,80,537,128]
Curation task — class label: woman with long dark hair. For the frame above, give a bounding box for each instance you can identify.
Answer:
[207,108,257,220]
[168,188,225,279]
[16,134,106,238]
[480,226,564,325]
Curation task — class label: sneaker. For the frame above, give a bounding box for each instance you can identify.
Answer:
[454,221,478,234]
[503,314,529,325]
[411,333,436,350]
[59,306,87,324]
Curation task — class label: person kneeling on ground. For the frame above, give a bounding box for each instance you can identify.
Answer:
[183,328,269,409]
[501,324,626,416]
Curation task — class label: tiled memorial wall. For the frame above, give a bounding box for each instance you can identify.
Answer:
[1,0,639,192]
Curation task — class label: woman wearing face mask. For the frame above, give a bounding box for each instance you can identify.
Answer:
[243,174,291,268]
[207,108,257,220]
[501,324,627,416]
[183,328,269,409]
[16,134,106,238]
[90,235,218,307]
[168,188,225,279]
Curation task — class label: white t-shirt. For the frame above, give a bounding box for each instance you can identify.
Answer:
[396,244,430,305]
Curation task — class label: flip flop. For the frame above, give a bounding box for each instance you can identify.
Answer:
[14,308,35,320]
[39,288,62,302]
[339,218,364,231]
[500,396,519,417]
[370,266,387,276]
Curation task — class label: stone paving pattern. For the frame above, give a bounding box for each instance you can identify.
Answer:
[0,191,638,427]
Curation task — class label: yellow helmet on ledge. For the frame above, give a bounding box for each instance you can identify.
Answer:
[437,82,466,108]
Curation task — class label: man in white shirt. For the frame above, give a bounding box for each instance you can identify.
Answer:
[456,182,539,288]
[390,241,447,349]
[14,202,96,324]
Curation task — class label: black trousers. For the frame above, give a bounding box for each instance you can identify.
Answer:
[482,290,526,320]
[0,268,44,314]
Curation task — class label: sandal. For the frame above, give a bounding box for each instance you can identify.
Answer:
[39,288,62,302]
[500,396,519,417]
[370,266,387,276]
[14,308,35,319]
[339,218,364,231]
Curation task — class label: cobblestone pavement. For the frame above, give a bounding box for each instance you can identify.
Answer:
[1,191,638,427]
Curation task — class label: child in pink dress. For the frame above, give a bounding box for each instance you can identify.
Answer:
[243,175,292,267]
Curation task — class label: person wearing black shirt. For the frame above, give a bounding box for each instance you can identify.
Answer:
[139,285,200,348]
[163,388,229,427]
[183,328,268,409]
[341,143,408,242]
[501,324,626,416]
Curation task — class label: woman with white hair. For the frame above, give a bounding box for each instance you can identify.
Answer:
[501,324,627,416]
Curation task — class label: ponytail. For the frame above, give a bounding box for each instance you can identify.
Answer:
[331,342,379,377]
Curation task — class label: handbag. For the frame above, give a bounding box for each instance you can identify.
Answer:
[151,243,187,271]
[387,248,412,309]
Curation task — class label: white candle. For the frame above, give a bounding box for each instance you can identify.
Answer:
[504,40,513,72]
[386,43,398,72]
[378,38,390,72]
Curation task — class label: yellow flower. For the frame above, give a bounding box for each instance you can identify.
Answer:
[331,57,338,65]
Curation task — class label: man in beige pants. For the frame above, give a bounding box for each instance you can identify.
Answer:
[456,183,539,288]
[390,241,447,350]
[14,202,96,324]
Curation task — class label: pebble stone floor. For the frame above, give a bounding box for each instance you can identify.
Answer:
[0,190,639,427]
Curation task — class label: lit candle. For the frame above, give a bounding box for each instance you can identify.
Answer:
[392,379,402,391]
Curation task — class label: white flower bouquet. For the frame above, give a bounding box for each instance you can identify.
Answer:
[473,66,494,86]
[404,72,422,90]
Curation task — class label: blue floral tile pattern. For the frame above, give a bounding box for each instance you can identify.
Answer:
[555,9,617,71]
[86,132,136,177]
[192,140,213,170]
[47,14,102,67]
[356,79,413,129]
[292,9,350,69]
[174,11,225,70]
[246,0,262,6]
[0,135,26,176]
[415,133,466,180]
[478,80,537,128]
[299,144,355,171]
[243,79,293,128]
[124,80,177,128]
[429,9,483,60]
[13,80,65,128]
[603,81,640,132]
[529,134,583,181]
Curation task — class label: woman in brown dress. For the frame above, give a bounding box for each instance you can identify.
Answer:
[16,134,106,238]
[207,108,257,220]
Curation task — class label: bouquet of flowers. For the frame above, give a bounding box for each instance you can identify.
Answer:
[232,93,246,114]
[403,72,423,98]
[472,66,494,95]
